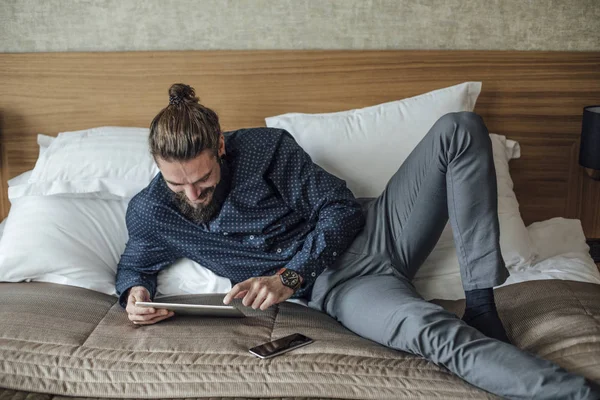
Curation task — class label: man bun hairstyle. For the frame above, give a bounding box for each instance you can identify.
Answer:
[149,83,221,162]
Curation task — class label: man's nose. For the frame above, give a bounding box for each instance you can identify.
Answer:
[185,185,200,201]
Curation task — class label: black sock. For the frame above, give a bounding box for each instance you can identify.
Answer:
[462,288,511,344]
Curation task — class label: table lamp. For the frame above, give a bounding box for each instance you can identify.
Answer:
[579,105,600,180]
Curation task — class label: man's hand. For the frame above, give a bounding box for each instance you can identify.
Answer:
[125,286,174,325]
[223,275,295,310]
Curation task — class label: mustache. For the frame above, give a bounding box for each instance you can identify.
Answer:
[175,186,216,203]
[171,184,223,224]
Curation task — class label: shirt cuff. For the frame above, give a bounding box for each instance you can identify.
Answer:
[116,281,156,309]
[286,264,325,300]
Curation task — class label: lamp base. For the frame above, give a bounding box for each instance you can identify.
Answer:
[587,238,600,263]
[584,168,600,180]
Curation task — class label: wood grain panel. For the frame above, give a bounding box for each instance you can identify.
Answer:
[1,50,599,236]
[510,136,580,226]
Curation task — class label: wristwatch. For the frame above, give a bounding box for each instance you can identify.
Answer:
[276,267,303,292]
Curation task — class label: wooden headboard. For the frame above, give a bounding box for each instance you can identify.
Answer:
[1,50,599,237]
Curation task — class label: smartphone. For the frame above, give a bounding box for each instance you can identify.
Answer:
[248,333,314,359]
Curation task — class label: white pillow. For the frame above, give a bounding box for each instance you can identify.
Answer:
[266,82,482,198]
[2,139,123,294]
[496,217,600,287]
[8,127,159,200]
[0,194,128,294]
[155,258,232,298]
[526,217,592,264]
[37,133,55,153]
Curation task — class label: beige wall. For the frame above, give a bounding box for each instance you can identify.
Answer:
[1,0,599,52]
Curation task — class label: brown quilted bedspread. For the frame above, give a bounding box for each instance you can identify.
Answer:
[1,280,599,399]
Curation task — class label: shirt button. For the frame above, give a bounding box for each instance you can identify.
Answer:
[250,235,255,239]
[223,232,228,236]
[333,252,337,256]
[311,272,316,277]
[276,248,282,253]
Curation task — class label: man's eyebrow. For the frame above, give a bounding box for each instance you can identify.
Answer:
[166,168,213,186]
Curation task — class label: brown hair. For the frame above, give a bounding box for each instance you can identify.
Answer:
[149,83,221,162]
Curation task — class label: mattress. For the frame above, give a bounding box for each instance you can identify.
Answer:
[1,279,599,399]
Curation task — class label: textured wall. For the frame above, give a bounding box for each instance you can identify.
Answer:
[1,0,600,52]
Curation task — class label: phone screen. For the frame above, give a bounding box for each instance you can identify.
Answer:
[249,333,313,359]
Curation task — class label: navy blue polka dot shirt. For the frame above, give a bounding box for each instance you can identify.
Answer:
[116,127,366,308]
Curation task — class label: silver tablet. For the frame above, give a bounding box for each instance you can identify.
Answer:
[135,301,246,317]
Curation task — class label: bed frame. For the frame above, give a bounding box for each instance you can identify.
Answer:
[1,50,599,236]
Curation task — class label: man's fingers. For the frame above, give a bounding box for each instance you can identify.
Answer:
[133,304,157,314]
[125,304,157,314]
[126,291,156,314]
[131,312,175,325]
[233,290,248,299]
[127,304,156,314]
[251,289,269,309]
[242,286,261,307]
[134,312,174,325]
[130,310,169,321]
[259,293,277,311]
[125,287,177,325]
[129,312,161,322]
[223,281,249,304]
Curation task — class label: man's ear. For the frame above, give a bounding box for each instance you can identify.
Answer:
[218,134,226,157]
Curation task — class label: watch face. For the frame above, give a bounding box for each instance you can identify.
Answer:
[282,270,299,288]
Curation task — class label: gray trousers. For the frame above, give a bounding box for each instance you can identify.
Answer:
[307,112,600,400]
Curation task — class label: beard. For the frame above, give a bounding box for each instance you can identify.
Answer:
[167,155,228,224]
[172,185,223,224]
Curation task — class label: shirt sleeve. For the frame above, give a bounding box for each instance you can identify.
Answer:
[265,130,366,299]
[115,202,178,309]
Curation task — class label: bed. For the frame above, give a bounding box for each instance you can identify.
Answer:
[1,50,600,399]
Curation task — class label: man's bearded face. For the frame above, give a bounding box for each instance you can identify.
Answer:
[158,149,225,224]
[171,177,221,223]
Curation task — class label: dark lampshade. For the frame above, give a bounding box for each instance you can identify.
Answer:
[579,105,600,178]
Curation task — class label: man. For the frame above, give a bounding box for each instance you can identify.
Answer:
[116,83,599,399]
